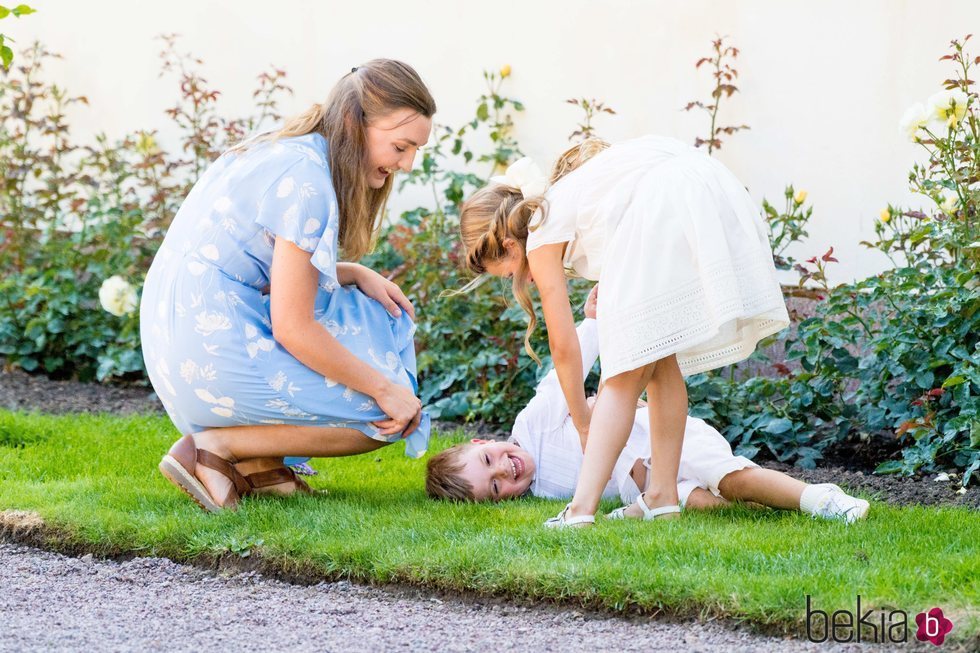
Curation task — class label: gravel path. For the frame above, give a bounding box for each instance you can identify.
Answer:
[0,542,889,653]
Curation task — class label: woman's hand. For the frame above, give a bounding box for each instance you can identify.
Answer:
[343,263,415,320]
[584,284,598,319]
[371,382,423,437]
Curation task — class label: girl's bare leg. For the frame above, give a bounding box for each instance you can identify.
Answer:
[622,354,686,518]
[188,425,389,505]
[717,467,806,510]
[567,364,654,519]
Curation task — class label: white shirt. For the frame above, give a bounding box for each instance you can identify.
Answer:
[508,319,647,500]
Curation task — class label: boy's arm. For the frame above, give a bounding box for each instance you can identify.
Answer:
[518,309,600,441]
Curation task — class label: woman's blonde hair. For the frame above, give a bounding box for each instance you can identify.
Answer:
[458,138,609,361]
[242,59,436,260]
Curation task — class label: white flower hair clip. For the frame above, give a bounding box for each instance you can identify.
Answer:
[490,156,548,199]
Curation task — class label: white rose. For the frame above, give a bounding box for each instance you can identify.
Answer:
[490,156,548,198]
[926,89,969,128]
[99,276,138,317]
[899,102,929,142]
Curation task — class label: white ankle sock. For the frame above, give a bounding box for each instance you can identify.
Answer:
[799,484,835,514]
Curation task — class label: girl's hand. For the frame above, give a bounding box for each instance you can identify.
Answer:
[350,264,416,320]
[584,284,598,319]
[372,382,423,437]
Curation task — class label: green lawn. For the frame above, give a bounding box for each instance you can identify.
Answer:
[1,409,978,644]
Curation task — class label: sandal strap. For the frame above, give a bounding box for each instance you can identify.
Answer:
[197,449,251,496]
[545,503,595,528]
[293,476,314,494]
[637,494,681,520]
[563,513,596,526]
[241,466,315,495]
[606,506,628,520]
[244,467,298,490]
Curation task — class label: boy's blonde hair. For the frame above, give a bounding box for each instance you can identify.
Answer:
[458,138,610,362]
[425,443,476,501]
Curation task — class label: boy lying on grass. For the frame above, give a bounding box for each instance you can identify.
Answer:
[426,286,870,523]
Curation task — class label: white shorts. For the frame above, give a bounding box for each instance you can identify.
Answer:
[619,416,758,507]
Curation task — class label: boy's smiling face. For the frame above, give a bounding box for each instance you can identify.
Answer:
[456,439,536,502]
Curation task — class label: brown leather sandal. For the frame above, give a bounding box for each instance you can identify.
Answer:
[240,465,316,496]
[158,435,250,512]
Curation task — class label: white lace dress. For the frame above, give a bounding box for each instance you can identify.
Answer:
[525,135,789,378]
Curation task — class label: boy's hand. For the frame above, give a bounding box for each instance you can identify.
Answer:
[584,284,598,319]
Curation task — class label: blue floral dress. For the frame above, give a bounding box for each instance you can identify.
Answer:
[139,133,429,459]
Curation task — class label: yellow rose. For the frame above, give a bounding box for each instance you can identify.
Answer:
[499,64,512,79]
[879,208,891,224]
[136,132,159,156]
[794,190,807,205]
[927,90,969,126]
[941,194,959,215]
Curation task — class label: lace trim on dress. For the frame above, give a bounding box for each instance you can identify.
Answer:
[600,251,789,377]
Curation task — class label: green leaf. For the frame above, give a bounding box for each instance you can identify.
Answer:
[476,102,489,122]
[916,370,935,389]
[764,417,793,435]
[1,44,12,69]
[0,7,10,19]
[874,460,905,475]
[12,4,36,16]
[942,375,967,388]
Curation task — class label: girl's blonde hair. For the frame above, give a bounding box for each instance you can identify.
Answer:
[458,138,609,361]
[242,59,436,260]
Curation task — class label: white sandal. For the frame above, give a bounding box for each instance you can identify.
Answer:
[606,493,682,521]
[544,503,595,529]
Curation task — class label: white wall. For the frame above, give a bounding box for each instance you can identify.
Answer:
[12,0,979,282]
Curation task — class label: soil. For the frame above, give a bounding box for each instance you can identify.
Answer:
[1,364,976,510]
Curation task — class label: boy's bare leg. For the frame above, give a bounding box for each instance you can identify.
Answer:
[187,425,389,506]
[684,488,731,510]
[717,467,807,510]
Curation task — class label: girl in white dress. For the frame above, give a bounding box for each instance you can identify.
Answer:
[458,137,789,527]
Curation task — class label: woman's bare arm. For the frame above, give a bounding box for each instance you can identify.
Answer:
[269,238,420,435]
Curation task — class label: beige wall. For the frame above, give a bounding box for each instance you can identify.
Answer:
[16,0,980,282]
